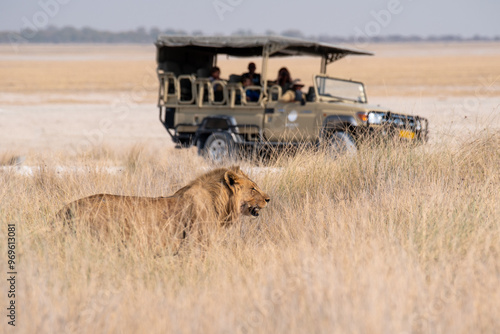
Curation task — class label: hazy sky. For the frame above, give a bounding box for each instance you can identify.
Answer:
[1,0,499,37]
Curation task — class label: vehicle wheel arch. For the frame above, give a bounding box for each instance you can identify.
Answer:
[200,131,238,163]
[194,115,240,150]
[321,115,358,140]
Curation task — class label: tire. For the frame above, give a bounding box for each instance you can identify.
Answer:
[201,132,237,163]
[326,131,357,156]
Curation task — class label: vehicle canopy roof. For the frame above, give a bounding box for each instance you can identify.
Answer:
[155,35,373,58]
[155,35,373,81]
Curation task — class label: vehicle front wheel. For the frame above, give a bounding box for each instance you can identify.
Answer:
[326,131,357,156]
[201,132,237,163]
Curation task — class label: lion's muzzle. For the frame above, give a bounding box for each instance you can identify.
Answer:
[247,195,270,217]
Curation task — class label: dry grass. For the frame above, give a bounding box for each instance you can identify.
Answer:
[0,151,24,166]
[1,130,499,333]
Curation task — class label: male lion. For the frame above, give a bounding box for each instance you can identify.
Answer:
[57,166,270,249]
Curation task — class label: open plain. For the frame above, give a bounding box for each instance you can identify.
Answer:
[1,42,499,333]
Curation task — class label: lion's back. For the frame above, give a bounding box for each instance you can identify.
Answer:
[57,194,179,231]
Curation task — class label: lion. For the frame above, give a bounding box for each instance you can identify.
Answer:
[56,166,270,250]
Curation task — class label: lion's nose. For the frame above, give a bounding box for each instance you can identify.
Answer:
[265,198,270,203]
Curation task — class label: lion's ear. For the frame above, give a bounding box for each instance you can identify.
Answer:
[224,170,240,192]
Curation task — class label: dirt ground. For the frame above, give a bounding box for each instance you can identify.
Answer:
[0,42,499,155]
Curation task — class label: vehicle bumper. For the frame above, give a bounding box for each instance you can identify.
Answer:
[364,111,429,142]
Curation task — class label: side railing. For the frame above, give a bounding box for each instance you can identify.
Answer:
[157,71,178,106]
[158,71,275,108]
[177,74,196,105]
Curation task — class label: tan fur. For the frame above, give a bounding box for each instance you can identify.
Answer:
[56,166,270,249]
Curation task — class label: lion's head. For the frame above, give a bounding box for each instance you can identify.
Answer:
[223,166,270,218]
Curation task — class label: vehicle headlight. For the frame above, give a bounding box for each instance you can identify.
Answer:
[368,112,383,124]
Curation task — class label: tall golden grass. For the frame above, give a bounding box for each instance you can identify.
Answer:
[1,129,498,333]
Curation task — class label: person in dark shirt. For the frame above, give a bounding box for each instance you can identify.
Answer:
[209,66,223,101]
[275,67,292,92]
[241,62,261,86]
[209,66,221,82]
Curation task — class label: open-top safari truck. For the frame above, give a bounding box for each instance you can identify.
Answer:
[155,35,428,160]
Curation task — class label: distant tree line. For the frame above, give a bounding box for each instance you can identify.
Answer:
[1,26,498,44]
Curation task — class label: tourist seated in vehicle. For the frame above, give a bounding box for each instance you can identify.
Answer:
[241,62,261,86]
[242,77,260,102]
[209,66,224,101]
[280,79,305,105]
[209,66,221,81]
[275,67,293,92]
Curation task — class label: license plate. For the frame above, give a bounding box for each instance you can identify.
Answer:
[399,130,415,139]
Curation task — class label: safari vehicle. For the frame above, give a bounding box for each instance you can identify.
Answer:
[155,36,428,160]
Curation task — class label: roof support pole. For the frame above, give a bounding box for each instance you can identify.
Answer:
[320,55,327,74]
[261,44,271,99]
[261,43,288,100]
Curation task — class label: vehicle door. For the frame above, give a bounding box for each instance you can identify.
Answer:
[264,101,318,142]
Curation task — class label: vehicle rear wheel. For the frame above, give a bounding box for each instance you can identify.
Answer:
[202,132,237,163]
[326,131,357,156]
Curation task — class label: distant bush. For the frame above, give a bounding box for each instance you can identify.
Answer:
[0,26,498,44]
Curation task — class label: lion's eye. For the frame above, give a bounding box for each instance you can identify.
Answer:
[251,187,256,192]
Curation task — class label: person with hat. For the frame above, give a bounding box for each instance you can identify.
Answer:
[280,79,306,105]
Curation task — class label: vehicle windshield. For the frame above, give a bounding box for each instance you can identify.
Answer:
[315,76,367,103]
